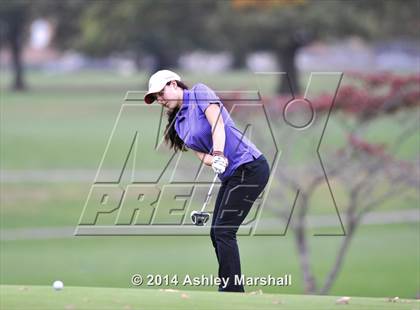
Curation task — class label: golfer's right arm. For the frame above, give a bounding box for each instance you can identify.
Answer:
[194,151,213,166]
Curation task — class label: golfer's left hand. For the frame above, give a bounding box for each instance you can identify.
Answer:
[212,155,228,174]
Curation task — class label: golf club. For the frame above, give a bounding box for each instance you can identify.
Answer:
[191,174,218,226]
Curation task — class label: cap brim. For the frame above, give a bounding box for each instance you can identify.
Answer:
[144,83,166,104]
[144,93,156,104]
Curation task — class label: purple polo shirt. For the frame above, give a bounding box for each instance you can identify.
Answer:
[174,83,262,181]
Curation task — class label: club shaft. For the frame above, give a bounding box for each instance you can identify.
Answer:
[200,174,219,212]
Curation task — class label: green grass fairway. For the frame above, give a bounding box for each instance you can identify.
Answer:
[1,285,418,310]
[1,224,418,299]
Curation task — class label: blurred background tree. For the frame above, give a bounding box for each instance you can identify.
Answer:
[0,0,86,90]
[228,0,419,93]
[1,0,418,92]
[77,0,219,70]
[0,1,29,90]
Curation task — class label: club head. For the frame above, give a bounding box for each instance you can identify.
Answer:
[191,211,210,226]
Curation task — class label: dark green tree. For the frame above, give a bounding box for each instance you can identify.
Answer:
[1,0,418,92]
[78,0,219,70]
[0,1,29,90]
[0,0,87,91]
[226,0,419,94]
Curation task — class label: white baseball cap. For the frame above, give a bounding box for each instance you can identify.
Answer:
[144,70,181,104]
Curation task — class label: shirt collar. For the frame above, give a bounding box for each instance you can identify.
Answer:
[180,89,189,111]
[176,89,190,121]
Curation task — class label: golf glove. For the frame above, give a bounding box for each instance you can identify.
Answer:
[212,155,228,174]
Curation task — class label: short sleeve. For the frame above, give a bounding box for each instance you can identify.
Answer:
[192,83,222,113]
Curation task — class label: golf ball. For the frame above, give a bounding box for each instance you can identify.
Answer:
[52,280,64,291]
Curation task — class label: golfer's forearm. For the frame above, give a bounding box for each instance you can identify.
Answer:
[212,123,226,154]
[205,104,226,155]
[195,151,213,166]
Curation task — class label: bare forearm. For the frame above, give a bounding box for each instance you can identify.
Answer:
[195,151,213,166]
[204,104,226,154]
[212,121,225,153]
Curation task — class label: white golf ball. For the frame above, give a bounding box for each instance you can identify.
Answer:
[52,280,64,291]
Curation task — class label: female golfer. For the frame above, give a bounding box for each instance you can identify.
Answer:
[144,70,270,292]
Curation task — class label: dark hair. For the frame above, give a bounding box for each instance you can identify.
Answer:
[164,80,189,152]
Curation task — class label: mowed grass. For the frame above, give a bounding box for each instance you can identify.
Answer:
[1,285,418,310]
[1,224,418,299]
[0,181,418,230]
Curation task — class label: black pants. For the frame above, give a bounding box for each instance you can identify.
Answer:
[210,155,270,292]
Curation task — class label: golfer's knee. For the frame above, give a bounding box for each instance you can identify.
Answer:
[213,227,236,242]
[210,228,217,247]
